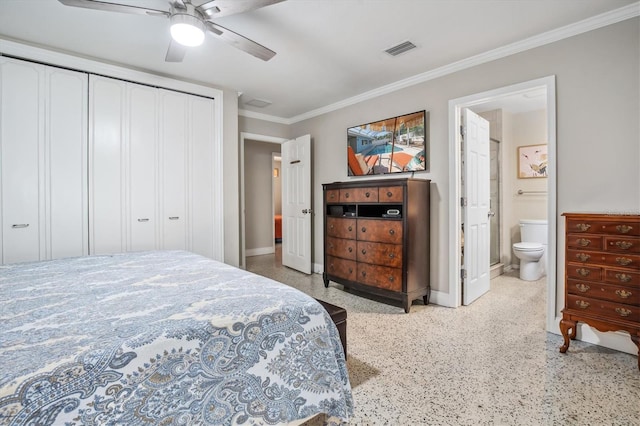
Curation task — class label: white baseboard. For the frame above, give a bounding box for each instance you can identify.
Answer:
[428,289,449,307]
[245,246,275,257]
[313,263,323,274]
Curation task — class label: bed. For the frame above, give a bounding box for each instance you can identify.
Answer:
[0,251,352,425]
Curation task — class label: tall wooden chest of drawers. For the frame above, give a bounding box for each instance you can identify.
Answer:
[322,178,430,313]
[560,213,640,370]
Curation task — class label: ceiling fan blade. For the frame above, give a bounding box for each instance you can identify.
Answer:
[165,39,188,62]
[198,0,285,19]
[57,0,169,17]
[205,22,276,61]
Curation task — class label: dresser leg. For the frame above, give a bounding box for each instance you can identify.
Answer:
[559,318,577,353]
[631,334,640,371]
[322,273,329,288]
[403,296,411,313]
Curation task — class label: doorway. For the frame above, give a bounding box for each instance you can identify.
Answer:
[448,76,559,334]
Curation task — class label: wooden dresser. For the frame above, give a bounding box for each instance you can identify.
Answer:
[560,213,640,370]
[322,178,430,313]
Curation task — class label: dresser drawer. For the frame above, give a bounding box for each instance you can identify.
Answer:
[567,249,640,268]
[566,235,602,250]
[378,186,404,203]
[356,241,402,268]
[604,236,640,253]
[326,217,356,239]
[567,294,640,322]
[357,219,402,244]
[604,269,640,286]
[357,263,402,291]
[567,219,640,236]
[566,263,602,281]
[325,189,340,204]
[339,187,378,203]
[568,279,640,305]
[326,256,356,281]
[326,236,356,260]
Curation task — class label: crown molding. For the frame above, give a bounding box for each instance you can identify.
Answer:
[255,2,640,125]
[238,108,292,125]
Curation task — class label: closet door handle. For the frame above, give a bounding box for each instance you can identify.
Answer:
[11,224,29,228]
[137,218,149,222]
[169,216,179,220]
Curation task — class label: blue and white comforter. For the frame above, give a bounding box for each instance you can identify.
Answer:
[0,251,352,425]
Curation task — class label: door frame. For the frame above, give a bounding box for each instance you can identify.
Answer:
[239,132,287,269]
[447,76,559,335]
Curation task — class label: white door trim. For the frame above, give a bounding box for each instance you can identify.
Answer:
[447,76,558,335]
[239,132,287,269]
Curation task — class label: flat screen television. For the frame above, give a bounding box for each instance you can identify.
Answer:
[347,110,427,176]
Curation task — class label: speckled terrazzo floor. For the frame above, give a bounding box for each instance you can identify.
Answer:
[246,246,640,426]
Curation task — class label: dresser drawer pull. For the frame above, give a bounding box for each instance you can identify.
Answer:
[389,229,395,235]
[361,227,366,233]
[576,268,590,277]
[615,257,632,266]
[616,225,633,234]
[345,193,350,199]
[575,300,590,309]
[348,247,353,253]
[575,283,590,293]
[389,276,394,282]
[615,289,632,299]
[330,193,336,199]
[361,271,367,277]
[348,267,353,274]
[576,253,591,262]
[330,224,334,230]
[575,223,591,232]
[365,192,371,198]
[614,241,633,250]
[577,238,591,247]
[386,191,393,198]
[615,307,632,317]
[615,273,632,283]
[361,249,367,255]
[348,226,352,232]
[389,253,395,259]
[328,243,333,249]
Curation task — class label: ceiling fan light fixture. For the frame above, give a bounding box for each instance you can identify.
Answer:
[170,13,205,47]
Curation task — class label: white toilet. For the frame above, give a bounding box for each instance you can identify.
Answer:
[513,219,548,281]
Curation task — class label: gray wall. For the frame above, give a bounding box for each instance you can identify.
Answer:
[234,18,639,311]
[245,140,281,251]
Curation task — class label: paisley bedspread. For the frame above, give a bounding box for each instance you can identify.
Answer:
[0,251,353,425]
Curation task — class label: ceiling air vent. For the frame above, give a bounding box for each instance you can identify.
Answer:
[245,98,272,108]
[384,41,417,57]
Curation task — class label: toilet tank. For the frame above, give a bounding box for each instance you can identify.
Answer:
[520,219,548,244]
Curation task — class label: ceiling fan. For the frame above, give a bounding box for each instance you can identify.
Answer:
[58,0,285,62]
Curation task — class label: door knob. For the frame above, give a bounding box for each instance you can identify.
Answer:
[302,209,313,214]
[488,211,496,218]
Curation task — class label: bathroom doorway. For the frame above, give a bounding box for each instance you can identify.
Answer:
[448,76,559,334]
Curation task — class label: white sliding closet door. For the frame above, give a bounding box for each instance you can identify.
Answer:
[159,89,188,250]
[0,57,87,265]
[128,84,158,251]
[90,75,127,255]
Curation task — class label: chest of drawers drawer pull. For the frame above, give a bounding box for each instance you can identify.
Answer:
[330,224,334,229]
[361,227,366,233]
[365,192,371,198]
[389,229,395,235]
[615,289,632,299]
[389,253,395,259]
[615,257,632,266]
[577,238,591,247]
[386,191,393,198]
[576,300,590,309]
[361,249,367,255]
[328,243,334,249]
[389,276,395,282]
[348,247,353,253]
[616,225,633,234]
[576,253,591,262]
[575,283,590,293]
[576,268,591,277]
[576,223,591,232]
[615,307,632,317]
[615,273,632,283]
[614,241,633,250]
[361,271,366,277]
[345,193,350,199]
[348,226,352,231]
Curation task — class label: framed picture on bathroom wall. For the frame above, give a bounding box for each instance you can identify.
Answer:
[517,144,548,178]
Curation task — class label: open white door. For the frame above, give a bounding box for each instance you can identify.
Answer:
[462,108,491,305]
[281,134,312,274]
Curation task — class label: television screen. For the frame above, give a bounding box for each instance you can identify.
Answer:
[347,110,427,176]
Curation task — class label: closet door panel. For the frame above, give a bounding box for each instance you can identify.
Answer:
[189,95,216,258]
[47,67,89,259]
[159,89,187,250]
[0,58,44,264]
[128,83,158,251]
[90,76,126,254]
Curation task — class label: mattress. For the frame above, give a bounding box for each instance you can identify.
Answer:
[0,251,352,425]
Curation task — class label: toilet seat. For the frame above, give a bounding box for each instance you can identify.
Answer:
[513,242,543,252]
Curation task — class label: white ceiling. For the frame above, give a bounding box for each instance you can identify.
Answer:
[0,0,637,121]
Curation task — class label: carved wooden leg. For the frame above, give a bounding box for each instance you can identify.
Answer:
[630,333,640,371]
[559,318,577,353]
